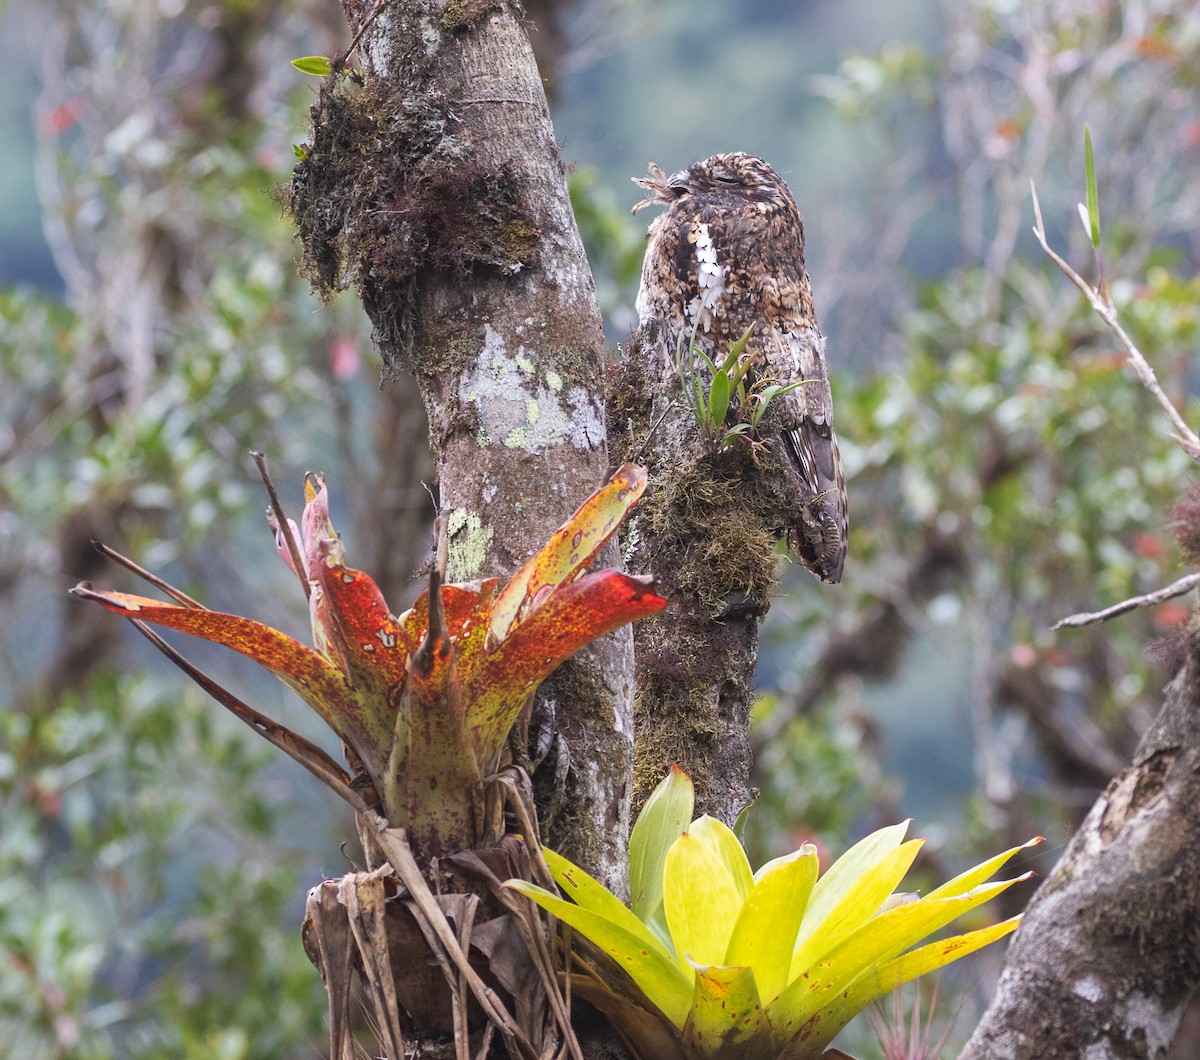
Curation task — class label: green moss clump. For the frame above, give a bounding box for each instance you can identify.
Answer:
[639,449,783,617]
[435,0,505,35]
[286,72,540,374]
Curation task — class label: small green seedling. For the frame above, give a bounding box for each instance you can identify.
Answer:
[290,55,334,77]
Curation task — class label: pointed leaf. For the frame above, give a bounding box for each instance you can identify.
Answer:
[70,587,364,742]
[465,569,665,771]
[1083,122,1101,249]
[541,848,672,962]
[709,368,731,428]
[664,832,743,967]
[776,915,1023,1059]
[505,879,693,1028]
[291,55,333,76]
[726,351,756,393]
[791,838,924,977]
[730,323,755,357]
[836,915,1022,1021]
[683,964,772,1060]
[630,766,695,929]
[924,836,1042,901]
[490,464,649,642]
[774,875,1031,1044]
[794,821,909,957]
[726,846,818,1003]
[750,379,809,430]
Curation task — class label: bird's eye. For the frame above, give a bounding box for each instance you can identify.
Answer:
[713,173,738,185]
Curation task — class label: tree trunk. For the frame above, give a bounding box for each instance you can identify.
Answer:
[291,0,634,890]
[607,335,793,825]
[959,639,1200,1059]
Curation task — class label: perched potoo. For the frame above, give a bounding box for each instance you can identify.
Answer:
[632,152,848,583]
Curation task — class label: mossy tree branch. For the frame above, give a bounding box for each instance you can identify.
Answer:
[607,337,798,825]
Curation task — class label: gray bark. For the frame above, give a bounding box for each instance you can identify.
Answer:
[306,0,634,890]
[959,640,1200,1059]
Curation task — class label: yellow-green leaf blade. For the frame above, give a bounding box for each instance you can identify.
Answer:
[291,55,333,76]
[725,846,818,1004]
[664,832,743,967]
[689,815,754,902]
[630,766,695,929]
[843,914,1022,1014]
[780,915,1023,1058]
[1083,122,1101,249]
[541,848,672,962]
[791,837,924,977]
[708,367,731,428]
[773,874,1031,1044]
[924,836,1042,901]
[505,880,693,1028]
[797,821,909,943]
[683,963,772,1060]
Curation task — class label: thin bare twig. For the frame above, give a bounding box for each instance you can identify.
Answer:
[251,450,312,602]
[331,0,385,82]
[1029,182,1200,458]
[1052,572,1200,631]
[93,541,206,609]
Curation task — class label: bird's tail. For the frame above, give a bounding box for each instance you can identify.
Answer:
[784,424,848,584]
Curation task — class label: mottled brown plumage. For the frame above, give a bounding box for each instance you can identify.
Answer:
[631,152,848,583]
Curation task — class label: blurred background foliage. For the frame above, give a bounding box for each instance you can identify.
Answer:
[2,0,1198,1056]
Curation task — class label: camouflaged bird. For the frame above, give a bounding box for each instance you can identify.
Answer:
[632,152,848,584]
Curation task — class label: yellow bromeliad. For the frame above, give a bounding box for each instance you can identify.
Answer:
[509,766,1038,1060]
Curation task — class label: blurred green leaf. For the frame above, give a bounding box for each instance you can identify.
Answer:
[1083,123,1101,249]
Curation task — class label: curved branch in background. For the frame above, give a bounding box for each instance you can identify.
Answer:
[763,522,969,729]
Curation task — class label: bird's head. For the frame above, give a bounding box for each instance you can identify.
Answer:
[632,152,789,213]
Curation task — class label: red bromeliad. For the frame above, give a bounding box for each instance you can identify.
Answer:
[73,462,664,858]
